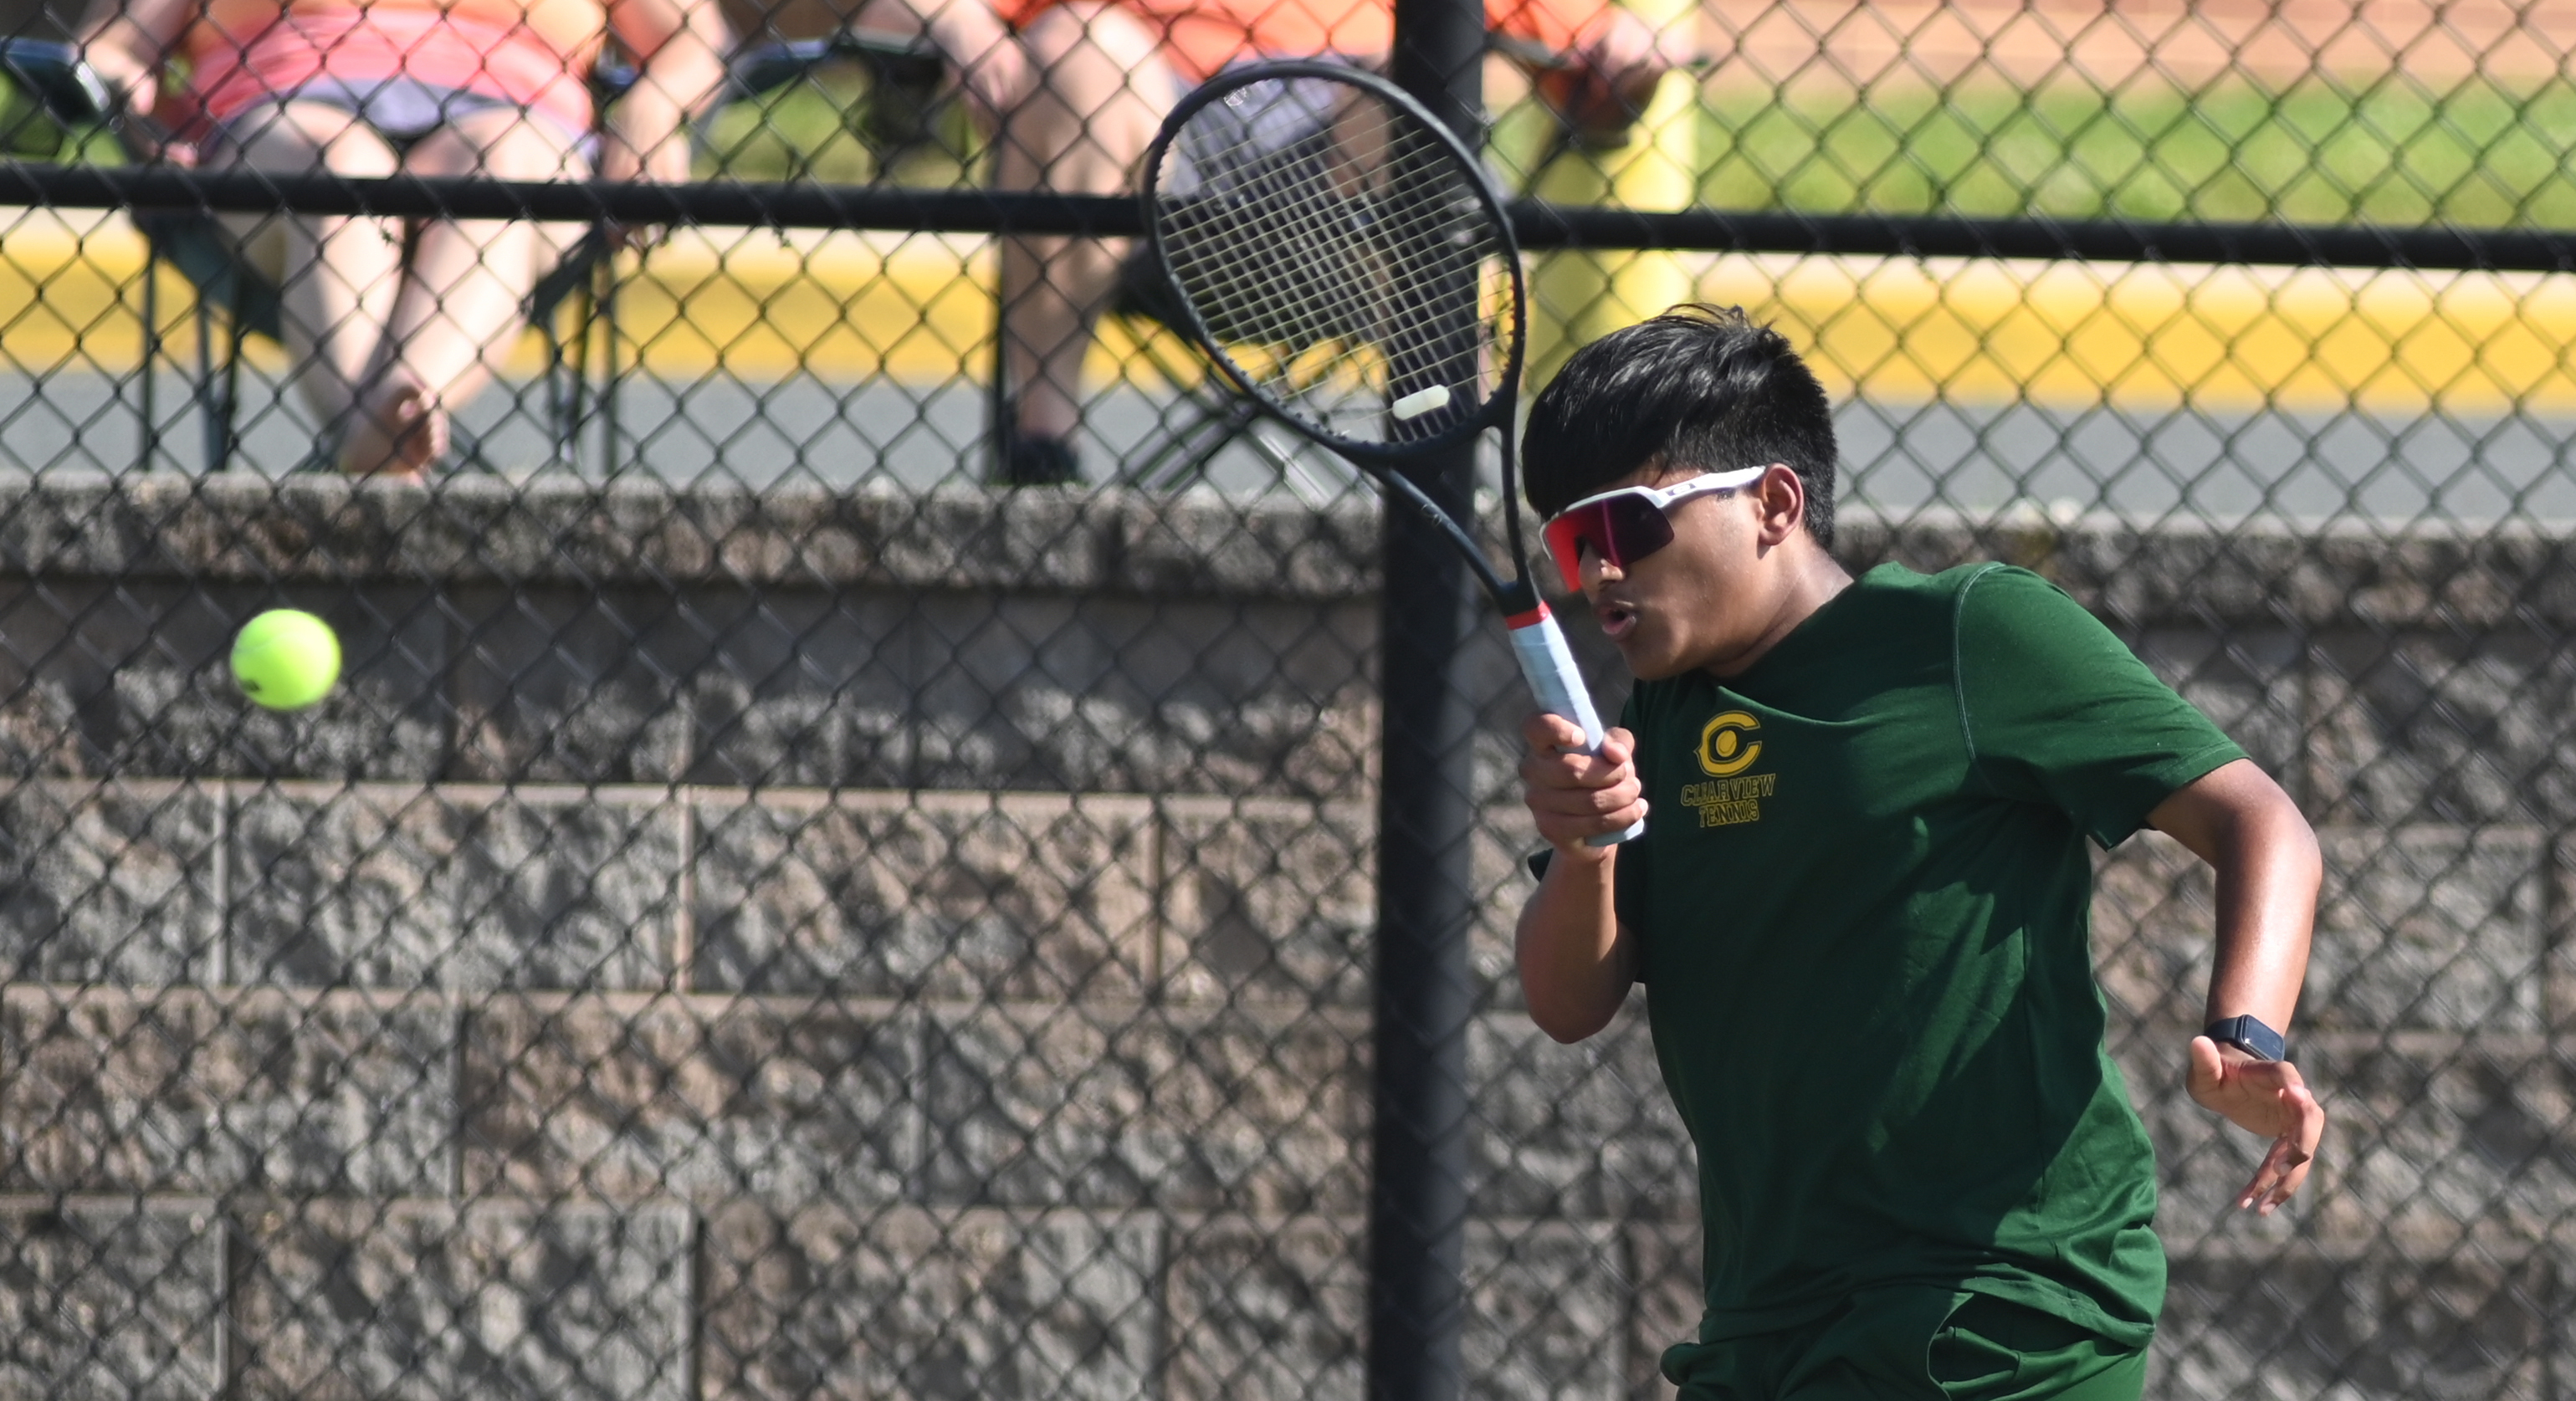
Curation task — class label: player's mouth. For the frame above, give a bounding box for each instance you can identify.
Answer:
[1595,599,1639,641]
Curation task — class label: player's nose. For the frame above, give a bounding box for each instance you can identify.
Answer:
[1580,549,1623,592]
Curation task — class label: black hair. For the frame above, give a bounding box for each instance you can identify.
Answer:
[1520,305,1838,549]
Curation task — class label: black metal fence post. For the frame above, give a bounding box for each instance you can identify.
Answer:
[1371,5,1488,1399]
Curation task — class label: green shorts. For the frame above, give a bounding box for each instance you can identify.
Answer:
[1665,1289,2149,1401]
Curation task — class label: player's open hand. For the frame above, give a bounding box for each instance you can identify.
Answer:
[2188,1035,2324,1214]
[1518,714,1646,856]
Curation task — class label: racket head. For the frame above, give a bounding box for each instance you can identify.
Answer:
[1139,61,1529,463]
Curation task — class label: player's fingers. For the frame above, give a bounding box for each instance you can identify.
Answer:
[2251,1123,2318,1212]
[2260,1157,2314,1213]
[2185,1035,2225,1101]
[1529,790,1646,849]
[1590,776,1645,820]
[1519,722,1639,797]
[1544,797,1648,847]
[2285,1081,2325,1161]
[2239,1136,2301,1212]
[2235,1061,2318,1135]
[1517,747,1580,797]
[2236,1160,2273,1213]
[2238,1099,2309,1204]
[1521,711,1591,756]
[1556,724,1638,791]
[2262,1088,2325,1211]
[1516,718,1639,849]
[1526,768,1641,816]
[1600,726,1635,765]
[1518,745,1609,799]
[2186,1040,2324,1213]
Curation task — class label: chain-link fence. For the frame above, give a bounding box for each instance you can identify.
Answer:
[0,0,2570,1396]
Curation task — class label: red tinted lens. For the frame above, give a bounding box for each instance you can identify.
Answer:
[1542,509,1604,591]
[1543,494,1676,591]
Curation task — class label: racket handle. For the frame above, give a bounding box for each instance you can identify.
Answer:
[1505,602,1644,846]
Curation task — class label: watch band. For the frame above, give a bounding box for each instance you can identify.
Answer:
[2205,1014,2286,1062]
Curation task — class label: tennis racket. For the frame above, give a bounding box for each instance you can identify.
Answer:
[1140,59,1641,845]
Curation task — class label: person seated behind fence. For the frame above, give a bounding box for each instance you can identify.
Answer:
[858,0,1684,485]
[78,0,730,477]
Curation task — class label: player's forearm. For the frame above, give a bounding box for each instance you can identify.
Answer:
[2200,793,2319,1030]
[2148,759,2321,1030]
[1514,852,1632,1042]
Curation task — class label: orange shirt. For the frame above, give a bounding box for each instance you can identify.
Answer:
[177,0,605,133]
[994,0,1595,82]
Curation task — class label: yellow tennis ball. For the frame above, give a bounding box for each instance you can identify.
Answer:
[231,609,341,711]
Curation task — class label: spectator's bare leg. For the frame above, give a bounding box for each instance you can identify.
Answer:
[343,110,587,477]
[996,2,1173,451]
[207,102,403,457]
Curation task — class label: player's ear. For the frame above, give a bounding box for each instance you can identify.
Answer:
[1754,463,1805,546]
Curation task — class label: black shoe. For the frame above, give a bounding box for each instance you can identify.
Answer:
[999,435,1082,487]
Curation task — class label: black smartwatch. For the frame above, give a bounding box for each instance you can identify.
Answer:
[2205,1015,2286,1062]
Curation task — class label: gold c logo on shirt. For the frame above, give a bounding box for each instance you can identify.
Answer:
[1695,712,1763,777]
[1685,710,1775,826]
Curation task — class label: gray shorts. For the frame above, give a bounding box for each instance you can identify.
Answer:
[1159,64,1352,199]
[1145,62,1391,345]
[216,77,592,161]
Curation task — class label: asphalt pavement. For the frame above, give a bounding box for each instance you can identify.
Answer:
[7,366,2573,527]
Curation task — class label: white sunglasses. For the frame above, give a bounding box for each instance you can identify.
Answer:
[1540,467,1770,591]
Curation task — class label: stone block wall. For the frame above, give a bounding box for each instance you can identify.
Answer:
[0,476,2566,1399]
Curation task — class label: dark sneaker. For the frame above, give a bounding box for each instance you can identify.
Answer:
[1000,435,1083,487]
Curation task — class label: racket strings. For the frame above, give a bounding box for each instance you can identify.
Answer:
[1181,130,1378,368]
[1155,76,1512,448]
[1178,129,1388,384]
[1363,132,1500,423]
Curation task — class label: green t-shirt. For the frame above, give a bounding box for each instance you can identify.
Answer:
[1619,562,2245,1376]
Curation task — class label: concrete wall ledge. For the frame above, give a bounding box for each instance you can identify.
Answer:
[0,472,2572,628]
[1841,510,2576,630]
[0,471,1383,601]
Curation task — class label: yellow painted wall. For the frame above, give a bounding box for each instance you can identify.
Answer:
[7,209,2575,414]
[1697,253,2576,415]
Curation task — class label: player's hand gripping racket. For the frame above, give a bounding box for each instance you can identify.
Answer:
[1142,59,1640,845]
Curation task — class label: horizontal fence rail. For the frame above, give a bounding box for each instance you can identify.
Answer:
[13,163,2576,269]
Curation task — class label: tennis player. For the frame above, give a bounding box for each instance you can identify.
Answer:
[1514,305,2325,1401]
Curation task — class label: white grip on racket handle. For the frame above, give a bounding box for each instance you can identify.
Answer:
[1506,603,1644,846]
